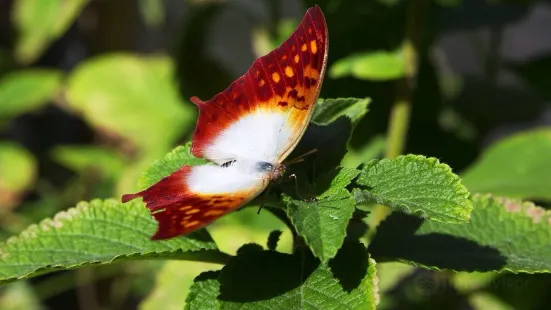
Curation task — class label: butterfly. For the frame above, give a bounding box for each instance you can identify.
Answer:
[122,5,328,240]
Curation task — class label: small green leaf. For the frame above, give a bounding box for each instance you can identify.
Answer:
[0,70,62,119]
[370,195,551,273]
[285,168,359,262]
[139,0,165,28]
[0,281,42,310]
[330,45,407,81]
[461,129,551,201]
[13,0,88,63]
[65,54,194,153]
[0,143,36,193]
[187,243,379,309]
[51,146,126,179]
[138,143,209,189]
[0,142,36,208]
[355,155,472,224]
[0,199,218,284]
[312,97,370,126]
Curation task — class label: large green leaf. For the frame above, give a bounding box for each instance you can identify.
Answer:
[370,195,551,273]
[186,243,379,309]
[0,199,220,284]
[330,45,408,81]
[284,168,359,262]
[65,54,194,153]
[354,155,472,224]
[461,128,551,201]
[13,0,88,63]
[0,70,62,120]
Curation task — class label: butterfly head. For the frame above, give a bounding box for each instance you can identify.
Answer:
[255,161,286,181]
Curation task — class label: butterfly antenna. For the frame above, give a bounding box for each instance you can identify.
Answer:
[286,148,318,166]
[289,173,306,200]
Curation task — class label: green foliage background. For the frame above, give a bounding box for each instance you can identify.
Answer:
[1,0,551,309]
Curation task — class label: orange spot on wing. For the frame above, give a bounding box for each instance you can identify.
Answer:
[272,72,280,83]
[310,40,317,54]
[204,210,225,217]
[259,79,265,87]
[301,44,307,52]
[179,206,192,211]
[186,209,200,215]
[294,54,300,63]
[285,66,294,77]
[184,220,201,228]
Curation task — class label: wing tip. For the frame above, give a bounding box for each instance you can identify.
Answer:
[121,192,141,203]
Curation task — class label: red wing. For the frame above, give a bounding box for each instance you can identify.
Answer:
[122,165,266,240]
[190,5,328,163]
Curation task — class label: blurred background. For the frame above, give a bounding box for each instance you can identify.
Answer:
[1,0,551,309]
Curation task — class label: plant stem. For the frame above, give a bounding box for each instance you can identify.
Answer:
[368,0,427,238]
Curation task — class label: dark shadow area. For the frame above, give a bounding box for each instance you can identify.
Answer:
[329,241,369,293]
[218,244,319,302]
[276,116,353,199]
[369,213,507,271]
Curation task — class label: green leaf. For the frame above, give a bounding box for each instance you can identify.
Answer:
[370,194,551,273]
[0,143,36,193]
[139,0,165,28]
[461,129,551,201]
[13,0,88,63]
[0,70,62,119]
[141,262,221,310]
[138,142,209,189]
[50,146,126,179]
[0,281,42,310]
[185,271,221,310]
[0,199,219,284]
[0,142,36,208]
[330,45,408,81]
[187,242,379,309]
[285,168,360,262]
[312,97,370,126]
[65,54,194,153]
[354,155,472,224]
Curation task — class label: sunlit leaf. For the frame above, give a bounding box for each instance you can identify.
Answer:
[354,155,472,224]
[330,45,408,81]
[0,199,219,284]
[65,54,194,154]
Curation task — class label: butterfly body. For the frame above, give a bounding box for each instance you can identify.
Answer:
[122,5,328,239]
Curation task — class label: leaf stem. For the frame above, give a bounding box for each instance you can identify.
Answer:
[368,0,427,237]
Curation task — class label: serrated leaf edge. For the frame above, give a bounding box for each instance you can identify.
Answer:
[357,154,473,223]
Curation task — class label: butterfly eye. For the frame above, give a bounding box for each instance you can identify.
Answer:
[256,162,274,172]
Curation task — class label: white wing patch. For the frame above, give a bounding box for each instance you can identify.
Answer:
[186,164,268,195]
[203,109,293,165]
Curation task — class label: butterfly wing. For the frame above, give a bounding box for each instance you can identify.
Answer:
[122,164,268,239]
[190,5,328,165]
